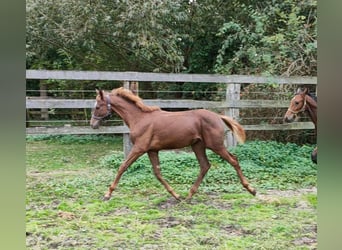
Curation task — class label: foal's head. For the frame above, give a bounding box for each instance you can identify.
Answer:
[90,89,112,129]
[284,88,310,123]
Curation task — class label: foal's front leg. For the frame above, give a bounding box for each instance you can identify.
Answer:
[148,151,181,200]
[103,148,143,200]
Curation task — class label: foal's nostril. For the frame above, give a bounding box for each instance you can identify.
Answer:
[90,120,100,129]
[284,116,291,123]
[91,124,99,129]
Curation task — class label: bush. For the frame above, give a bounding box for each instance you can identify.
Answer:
[26,134,122,144]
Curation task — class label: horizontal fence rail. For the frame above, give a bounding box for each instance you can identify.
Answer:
[26,122,315,135]
[26,98,293,109]
[27,70,317,84]
[26,70,317,142]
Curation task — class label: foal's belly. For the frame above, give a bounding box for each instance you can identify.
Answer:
[149,127,201,150]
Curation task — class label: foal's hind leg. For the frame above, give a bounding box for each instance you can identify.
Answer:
[103,148,144,200]
[187,141,211,200]
[148,151,181,200]
[213,147,256,196]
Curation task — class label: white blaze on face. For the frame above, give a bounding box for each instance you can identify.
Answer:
[92,101,97,115]
[90,100,100,129]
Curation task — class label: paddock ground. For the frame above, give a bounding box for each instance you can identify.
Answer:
[26,137,317,249]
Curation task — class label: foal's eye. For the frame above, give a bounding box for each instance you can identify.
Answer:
[294,101,299,105]
[95,106,100,110]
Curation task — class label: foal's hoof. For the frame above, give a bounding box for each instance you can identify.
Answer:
[249,188,257,196]
[174,195,181,201]
[102,195,111,201]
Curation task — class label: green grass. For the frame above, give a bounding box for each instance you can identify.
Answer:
[26,136,317,249]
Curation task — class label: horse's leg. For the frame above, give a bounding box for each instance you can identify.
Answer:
[311,147,317,164]
[187,141,211,200]
[103,148,144,200]
[212,147,256,196]
[147,151,181,200]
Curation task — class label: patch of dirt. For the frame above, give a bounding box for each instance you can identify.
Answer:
[259,187,317,198]
[221,224,246,236]
[156,187,317,211]
[157,197,181,209]
[101,206,134,216]
[257,187,317,209]
[26,199,61,211]
[27,169,88,178]
[203,196,233,210]
[57,211,76,220]
[293,236,317,248]
[26,233,96,250]
[155,216,194,229]
[292,224,317,248]
[26,169,95,187]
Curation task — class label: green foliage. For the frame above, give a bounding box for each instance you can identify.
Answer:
[26,0,187,72]
[231,140,315,168]
[26,134,122,145]
[149,81,225,100]
[305,193,317,208]
[229,141,316,190]
[27,0,316,76]
[214,0,317,75]
[99,140,316,192]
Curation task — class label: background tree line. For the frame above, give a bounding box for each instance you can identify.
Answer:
[27,0,316,93]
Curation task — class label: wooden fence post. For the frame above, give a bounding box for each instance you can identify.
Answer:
[123,81,139,159]
[40,80,49,120]
[225,83,241,148]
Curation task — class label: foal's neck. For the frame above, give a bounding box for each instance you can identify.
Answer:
[111,99,145,128]
[305,95,317,131]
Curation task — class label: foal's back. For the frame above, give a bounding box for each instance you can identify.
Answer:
[131,109,225,151]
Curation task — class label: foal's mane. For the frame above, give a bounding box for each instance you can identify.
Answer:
[308,92,317,103]
[114,87,160,112]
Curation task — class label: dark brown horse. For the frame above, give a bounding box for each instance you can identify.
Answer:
[90,87,256,200]
[284,88,317,163]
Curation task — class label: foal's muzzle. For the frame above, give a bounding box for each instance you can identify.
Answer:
[90,118,100,129]
[283,114,295,123]
[90,112,112,129]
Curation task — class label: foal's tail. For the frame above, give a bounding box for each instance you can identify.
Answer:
[220,115,246,144]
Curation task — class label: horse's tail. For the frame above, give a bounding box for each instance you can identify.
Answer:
[220,115,246,144]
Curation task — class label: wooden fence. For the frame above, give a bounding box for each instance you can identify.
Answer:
[26,70,316,152]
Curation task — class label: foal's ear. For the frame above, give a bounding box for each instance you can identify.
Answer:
[295,88,303,94]
[95,88,104,100]
[302,88,309,95]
